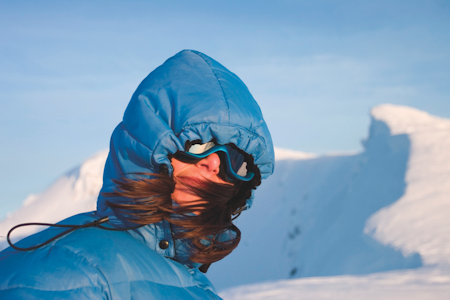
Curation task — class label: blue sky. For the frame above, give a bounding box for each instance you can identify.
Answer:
[1,0,450,218]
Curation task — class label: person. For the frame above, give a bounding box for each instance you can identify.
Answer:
[0,50,275,299]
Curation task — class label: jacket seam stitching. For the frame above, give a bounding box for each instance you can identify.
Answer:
[0,285,106,293]
[51,234,201,289]
[1,244,111,295]
[192,52,231,124]
[180,122,264,138]
[1,279,205,292]
[121,123,178,158]
[120,123,156,155]
[109,137,125,177]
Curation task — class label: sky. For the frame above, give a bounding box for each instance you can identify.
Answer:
[1,0,450,218]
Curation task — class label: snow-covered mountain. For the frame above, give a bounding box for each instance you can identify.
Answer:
[208,104,450,290]
[0,150,108,249]
[1,104,449,298]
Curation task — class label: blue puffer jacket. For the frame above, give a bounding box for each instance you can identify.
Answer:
[0,50,275,299]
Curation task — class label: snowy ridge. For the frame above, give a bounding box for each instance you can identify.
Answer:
[365,104,450,266]
[216,104,450,298]
[274,147,317,160]
[371,104,450,135]
[0,150,107,248]
[208,104,449,290]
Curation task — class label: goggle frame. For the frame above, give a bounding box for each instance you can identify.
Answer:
[174,142,255,182]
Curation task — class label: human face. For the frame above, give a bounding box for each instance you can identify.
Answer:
[171,153,233,207]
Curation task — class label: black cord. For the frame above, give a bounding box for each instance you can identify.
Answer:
[7,217,145,251]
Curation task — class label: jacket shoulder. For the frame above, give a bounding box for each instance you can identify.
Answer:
[0,240,110,299]
[1,223,220,299]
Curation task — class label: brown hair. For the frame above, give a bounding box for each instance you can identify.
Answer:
[103,169,261,265]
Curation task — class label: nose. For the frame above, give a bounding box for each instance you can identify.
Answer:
[195,153,221,176]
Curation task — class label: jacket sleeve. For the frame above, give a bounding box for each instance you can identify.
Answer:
[0,245,110,300]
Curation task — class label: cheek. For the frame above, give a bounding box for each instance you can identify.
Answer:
[171,158,190,176]
[171,178,203,207]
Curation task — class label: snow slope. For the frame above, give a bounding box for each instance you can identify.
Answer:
[0,104,449,299]
[0,151,107,249]
[208,104,450,290]
[365,105,450,266]
[220,267,450,300]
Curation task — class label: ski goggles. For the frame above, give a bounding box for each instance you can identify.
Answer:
[173,142,255,182]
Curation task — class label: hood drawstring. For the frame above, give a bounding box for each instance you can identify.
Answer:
[7,217,144,251]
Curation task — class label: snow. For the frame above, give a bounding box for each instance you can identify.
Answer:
[209,104,450,293]
[365,104,450,266]
[220,267,450,300]
[1,104,449,299]
[0,150,107,249]
[274,147,317,160]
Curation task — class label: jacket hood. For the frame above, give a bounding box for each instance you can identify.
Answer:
[97,50,274,218]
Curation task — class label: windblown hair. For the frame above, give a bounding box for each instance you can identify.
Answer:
[103,159,261,265]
